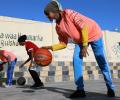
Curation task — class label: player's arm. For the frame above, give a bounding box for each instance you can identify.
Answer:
[28,51,34,68]
[67,10,88,46]
[19,49,33,68]
[19,57,31,68]
[67,9,89,57]
[42,43,67,51]
[81,25,89,57]
[81,25,88,46]
[51,26,88,51]
[42,30,68,51]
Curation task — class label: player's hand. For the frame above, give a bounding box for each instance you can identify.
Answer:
[41,46,53,50]
[81,46,88,57]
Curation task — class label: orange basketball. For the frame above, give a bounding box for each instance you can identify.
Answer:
[34,48,52,66]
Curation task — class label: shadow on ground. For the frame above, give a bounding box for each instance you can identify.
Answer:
[45,87,120,100]
[17,85,120,100]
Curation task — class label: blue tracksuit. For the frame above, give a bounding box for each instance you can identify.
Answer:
[73,37,115,91]
[6,59,17,85]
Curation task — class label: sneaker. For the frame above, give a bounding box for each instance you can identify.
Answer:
[3,83,12,88]
[107,89,115,97]
[30,82,44,89]
[69,90,86,98]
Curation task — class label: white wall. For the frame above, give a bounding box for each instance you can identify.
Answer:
[0,16,120,62]
[0,16,53,61]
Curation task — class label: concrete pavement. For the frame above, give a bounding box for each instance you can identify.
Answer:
[0,80,120,100]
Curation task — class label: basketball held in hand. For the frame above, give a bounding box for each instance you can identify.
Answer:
[34,48,52,67]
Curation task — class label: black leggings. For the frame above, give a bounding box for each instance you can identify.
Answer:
[28,69,42,85]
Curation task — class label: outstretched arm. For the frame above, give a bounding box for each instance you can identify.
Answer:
[19,57,31,68]
[42,43,67,51]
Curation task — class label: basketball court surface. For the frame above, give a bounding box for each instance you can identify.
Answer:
[0,80,120,100]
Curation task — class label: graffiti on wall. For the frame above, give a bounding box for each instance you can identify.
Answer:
[0,32,43,47]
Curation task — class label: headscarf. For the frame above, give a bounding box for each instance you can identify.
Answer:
[44,1,60,15]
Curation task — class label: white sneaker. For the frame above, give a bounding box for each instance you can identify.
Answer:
[2,83,12,88]
[5,85,12,88]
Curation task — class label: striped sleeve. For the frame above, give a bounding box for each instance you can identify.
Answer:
[65,9,88,46]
